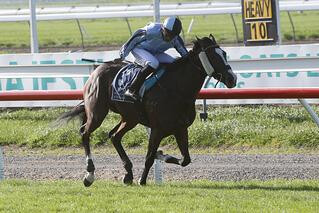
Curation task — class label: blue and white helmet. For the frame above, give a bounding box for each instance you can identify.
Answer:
[163,16,182,36]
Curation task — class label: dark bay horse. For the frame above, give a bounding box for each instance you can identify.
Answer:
[57,35,237,186]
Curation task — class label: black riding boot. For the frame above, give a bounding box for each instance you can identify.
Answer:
[124,65,155,100]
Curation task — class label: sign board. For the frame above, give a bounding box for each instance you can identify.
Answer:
[0,45,318,106]
[242,0,279,46]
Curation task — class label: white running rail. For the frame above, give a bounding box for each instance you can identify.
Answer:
[1,1,319,22]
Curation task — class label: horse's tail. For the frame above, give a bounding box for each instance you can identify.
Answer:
[52,102,85,128]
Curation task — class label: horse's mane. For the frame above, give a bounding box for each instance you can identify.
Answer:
[165,45,197,72]
[166,38,201,71]
[167,36,220,72]
[167,54,190,70]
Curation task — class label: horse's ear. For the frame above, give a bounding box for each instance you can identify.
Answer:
[195,36,200,41]
[209,34,216,43]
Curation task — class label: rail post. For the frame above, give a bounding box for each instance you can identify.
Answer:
[29,0,39,53]
[298,99,319,128]
[154,159,163,184]
[145,126,163,184]
[154,0,160,23]
[0,146,4,180]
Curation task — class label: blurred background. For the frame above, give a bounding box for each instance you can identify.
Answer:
[0,0,318,53]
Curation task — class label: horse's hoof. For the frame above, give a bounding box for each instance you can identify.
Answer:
[180,158,191,167]
[122,173,133,185]
[83,177,94,187]
[83,172,95,187]
[138,178,146,186]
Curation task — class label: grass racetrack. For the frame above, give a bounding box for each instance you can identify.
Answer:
[1,179,319,212]
[1,106,319,212]
[1,106,319,149]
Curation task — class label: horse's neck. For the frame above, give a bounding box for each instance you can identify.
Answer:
[169,55,206,100]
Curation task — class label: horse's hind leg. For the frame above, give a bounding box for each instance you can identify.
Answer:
[110,119,137,185]
[81,107,108,187]
[156,128,191,167]
[81,92,109,186]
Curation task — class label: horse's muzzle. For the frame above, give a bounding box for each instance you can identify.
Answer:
[225,69,237,88]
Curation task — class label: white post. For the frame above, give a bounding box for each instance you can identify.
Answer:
[0,146,4,180]
[298,99,319,128]
[187,18,194,34]
[154,0,160,23]
[145,126,164,184]
[275,0,281,45]
[29,0,39,53]
[154,159,163,184]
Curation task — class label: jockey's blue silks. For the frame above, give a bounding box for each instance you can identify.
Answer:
[119,23,188,60]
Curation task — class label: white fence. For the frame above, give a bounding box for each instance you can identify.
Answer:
[1,1,319,21]
[0,43,318,107]
[1,56,318,79]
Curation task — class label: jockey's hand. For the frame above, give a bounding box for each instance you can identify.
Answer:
[113,58,122,63]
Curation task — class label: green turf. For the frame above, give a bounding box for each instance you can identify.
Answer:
[0,179,319,212]
[0,105,319,150]
[0,10,318,52]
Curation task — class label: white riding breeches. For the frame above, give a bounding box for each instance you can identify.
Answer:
[131,48,175,69]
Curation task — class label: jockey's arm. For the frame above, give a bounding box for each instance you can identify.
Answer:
[173,36,188,57]
[119,29,147,59]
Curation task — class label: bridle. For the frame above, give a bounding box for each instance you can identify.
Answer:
[198,45,220,77]
[189,44,224,87]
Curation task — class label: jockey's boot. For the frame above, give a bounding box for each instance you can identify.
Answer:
[124,65,155,101]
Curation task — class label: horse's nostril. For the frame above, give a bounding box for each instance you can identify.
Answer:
[227,79,236,88]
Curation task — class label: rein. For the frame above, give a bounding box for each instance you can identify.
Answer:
[187,51,203,72]
[150,43,223,101]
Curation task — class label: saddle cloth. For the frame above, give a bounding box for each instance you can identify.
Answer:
[111,63,165,103]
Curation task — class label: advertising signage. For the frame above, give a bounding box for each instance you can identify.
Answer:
[242,0,280,46]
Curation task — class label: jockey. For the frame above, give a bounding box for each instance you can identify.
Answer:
[119,16,188,101]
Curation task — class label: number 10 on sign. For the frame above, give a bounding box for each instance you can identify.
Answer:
[249,21,273,41]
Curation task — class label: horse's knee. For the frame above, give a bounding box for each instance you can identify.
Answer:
[110,136,119,149]
[145,152,156,167]
[79,123,86,136]
[108,123,121,139]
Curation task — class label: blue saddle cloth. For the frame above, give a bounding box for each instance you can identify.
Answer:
[111,63,165,103]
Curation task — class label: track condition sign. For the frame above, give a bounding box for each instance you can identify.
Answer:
[242,0,279,46]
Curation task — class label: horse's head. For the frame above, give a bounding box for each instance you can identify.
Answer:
[192,34,237,88]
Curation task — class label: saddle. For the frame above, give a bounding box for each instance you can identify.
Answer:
[111,63,165,103]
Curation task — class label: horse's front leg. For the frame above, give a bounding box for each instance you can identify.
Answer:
[156,128,191,167]
[174,128,191,166]
[139,129,163,185]
[110,120,137,185]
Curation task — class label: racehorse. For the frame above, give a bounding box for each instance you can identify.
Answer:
[56,35,237,186]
